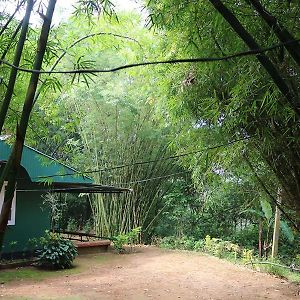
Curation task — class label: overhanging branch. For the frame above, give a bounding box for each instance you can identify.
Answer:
[0,39,299,75]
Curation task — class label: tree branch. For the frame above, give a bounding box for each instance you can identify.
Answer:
[248,0,300,67]
[33,31,142,104]
[0,39,299,75]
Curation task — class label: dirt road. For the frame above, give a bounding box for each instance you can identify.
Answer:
[1,246,299,299]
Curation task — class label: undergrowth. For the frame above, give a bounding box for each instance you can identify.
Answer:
[157,235,300,282]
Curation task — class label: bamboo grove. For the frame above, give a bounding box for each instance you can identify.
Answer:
[0,0,300,254]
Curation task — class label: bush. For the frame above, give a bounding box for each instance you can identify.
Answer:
[159,236,175,249]
[159,236,196,251]
[230,225,259,249]
[112,233,129,253]
[112,227,142,253]
[158,234,254,261]
[37,231,77,269]
[193,240,205,251]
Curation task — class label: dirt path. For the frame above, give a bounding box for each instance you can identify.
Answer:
[0,246,299,299]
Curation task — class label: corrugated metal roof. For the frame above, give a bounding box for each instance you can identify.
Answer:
[0,140,92,184]
[17,182,132,194]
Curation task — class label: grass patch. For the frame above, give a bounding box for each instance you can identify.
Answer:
[0,252,118,284]
[0,266,79,284]
[251,262,300,283]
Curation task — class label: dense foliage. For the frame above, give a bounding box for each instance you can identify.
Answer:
[37,231,77,269]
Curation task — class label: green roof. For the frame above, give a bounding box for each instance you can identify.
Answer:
[0,140,92,184]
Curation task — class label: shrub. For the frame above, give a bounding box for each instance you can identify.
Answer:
[159,236,196,250]
[112,233,129,253]
[181,236,195,250]
[159,236,177,249]
[230,225,259,249]
[158,234,254,261]
[37,231,77,269]
[112,227,142,253]
[127,227,142,246]
[295,254,300,267]
[193,240,205,251]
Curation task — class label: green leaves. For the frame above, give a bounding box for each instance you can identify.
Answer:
[41,77,62,93]
[280,221,294,243]
[73,0,116,19]
[71,56,97,87]
[260,198,273,223]
[112,227,141,253]
[37,231,78,269]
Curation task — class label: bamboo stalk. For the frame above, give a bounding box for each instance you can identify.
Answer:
[0,0,33,133]
[0,0,57,249]
[248,0,300,67]
[0,0,25,37]
[209,0,300,117]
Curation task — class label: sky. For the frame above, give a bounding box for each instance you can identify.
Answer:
[2,0,144,26]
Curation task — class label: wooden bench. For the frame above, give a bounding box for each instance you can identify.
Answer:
[74,240,111,255]
[53,229,112,255]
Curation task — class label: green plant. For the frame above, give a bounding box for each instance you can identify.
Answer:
[112,234,128,253]
[112,227,142,253]
[159,236,177,249]
[295,255,300,267]
[193,240,204,251]
[8,241,18,260]
[242,249,254,262]
[127,227,142,248]
[181,237,195,250]
[37,231,77,269]
[67,218,78,232]
[27,238,39,258]
[159,234,255,262]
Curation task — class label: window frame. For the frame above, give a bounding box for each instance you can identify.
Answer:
[0,181,16,226]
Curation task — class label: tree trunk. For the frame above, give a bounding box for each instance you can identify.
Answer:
[248,0,300,67]
[258,220,263,258]
[0,0,57,250]
[271,187,282,258]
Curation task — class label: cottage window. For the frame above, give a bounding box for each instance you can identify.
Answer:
[0,182,16,226]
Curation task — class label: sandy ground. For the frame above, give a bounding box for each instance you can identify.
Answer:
[0,246,299,299]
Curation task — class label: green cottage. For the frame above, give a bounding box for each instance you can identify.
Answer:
[0,139,128,255]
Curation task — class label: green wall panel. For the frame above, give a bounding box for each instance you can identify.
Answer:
[2,192,50,253]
